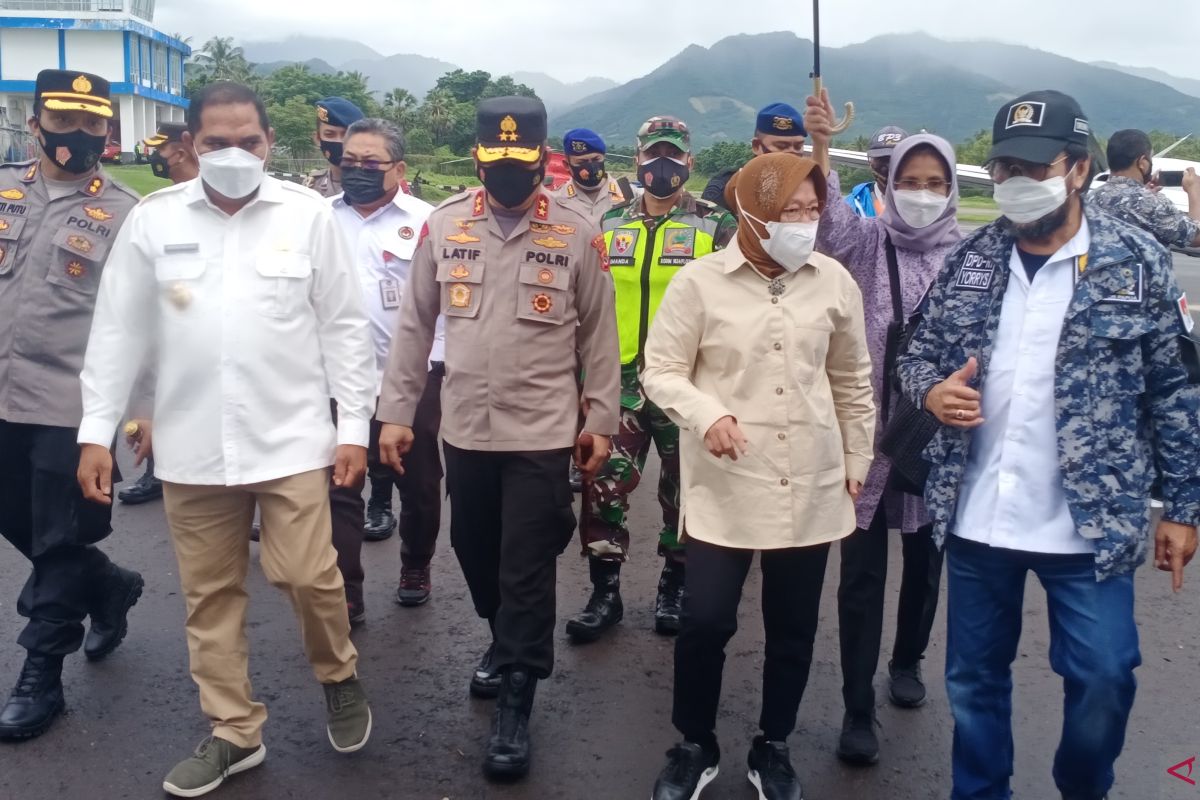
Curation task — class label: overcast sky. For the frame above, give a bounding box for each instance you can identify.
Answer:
[156,0,1200,84]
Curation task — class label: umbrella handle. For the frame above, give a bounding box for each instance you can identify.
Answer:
[812,76,855,134]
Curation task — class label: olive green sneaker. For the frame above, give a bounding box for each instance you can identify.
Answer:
[162,736,265,797]
[324,676,371,753]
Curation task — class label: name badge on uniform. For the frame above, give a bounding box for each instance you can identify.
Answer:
[954,251,993,291]
[380,278,401,309]
[1101,262,1143,304]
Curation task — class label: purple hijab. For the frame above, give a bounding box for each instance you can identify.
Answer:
[878,133,962,252]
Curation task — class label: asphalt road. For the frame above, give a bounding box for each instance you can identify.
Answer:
[2,248,1200,800]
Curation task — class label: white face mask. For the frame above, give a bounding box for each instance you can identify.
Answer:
[197,147,265,200]
[892,189,951,229]
[992,175,1068,224]
[739,205,819,273]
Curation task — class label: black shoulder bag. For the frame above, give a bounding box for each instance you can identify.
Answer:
[878,236,939,496]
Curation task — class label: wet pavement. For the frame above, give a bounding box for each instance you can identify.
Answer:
[2,449,1198,800]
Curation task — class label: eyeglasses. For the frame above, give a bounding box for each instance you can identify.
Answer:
[894,178,950,193]
[780,206,822,222]
[987,155,1068,182]
[339,158,397,172]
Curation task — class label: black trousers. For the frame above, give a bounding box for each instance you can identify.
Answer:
[328,365,445,601]
[370,363,444,568]
[838,502,943,717]
[443,443,575,679]
[672,537,831,747]
[0,421,117,656]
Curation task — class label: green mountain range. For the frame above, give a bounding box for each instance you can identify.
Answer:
[551,32,1200,149]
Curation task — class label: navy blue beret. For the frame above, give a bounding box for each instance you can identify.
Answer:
[316,97,364,129]
[756,103,805,137]
[563,128,606,156]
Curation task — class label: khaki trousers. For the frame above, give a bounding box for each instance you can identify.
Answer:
[162,468,357,748]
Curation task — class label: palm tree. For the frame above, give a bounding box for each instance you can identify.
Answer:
[192,37,253,83]
[423,89,454,146]
[383,88,417,126]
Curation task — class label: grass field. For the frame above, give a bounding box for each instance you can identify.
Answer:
[104,163,170,197]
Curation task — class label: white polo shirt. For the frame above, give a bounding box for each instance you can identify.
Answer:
[331,191,443,394]
[954,218,1094,555]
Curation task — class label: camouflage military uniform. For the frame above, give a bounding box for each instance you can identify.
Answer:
[897,203,1200,580]
[1090,175,1200,250]
[580,195,736,563]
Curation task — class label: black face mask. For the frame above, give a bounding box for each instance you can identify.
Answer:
[149,150,171,180]
[321,140,343,168]
[39,128,106,175]
[479,162,544,208]
[341,166,390,205]
[640,156,689,199]
[571,160,606,190]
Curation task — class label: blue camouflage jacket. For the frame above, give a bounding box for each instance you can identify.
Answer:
[897,203,1200,579]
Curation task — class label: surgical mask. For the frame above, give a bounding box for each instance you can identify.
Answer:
[479,161,544,208]
[39,128,106,175]
[738,196,819,273]
[321,139,343,167]
[640,156,689,199]
[892,189,951,229]
[992,175,1068,224]
[197,147,265,200]
[571,160,606,189]
[149,149,172,180]
[340,166,389,205]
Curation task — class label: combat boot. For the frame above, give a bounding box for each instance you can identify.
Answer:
[655,561,686,636]
[483,665,536,779]
[363,475,396,542]
[0,653,64,740]
[85,565,144,661]
[565,558,623,643]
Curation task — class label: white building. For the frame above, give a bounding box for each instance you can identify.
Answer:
[0,0,189,160]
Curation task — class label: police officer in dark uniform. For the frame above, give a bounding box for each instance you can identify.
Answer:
[701,102,807,211]
[305,97,365,199]
[377,97,620,780]
[0,69,143,740]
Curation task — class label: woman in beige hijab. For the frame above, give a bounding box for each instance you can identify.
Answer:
[642,153,875,800]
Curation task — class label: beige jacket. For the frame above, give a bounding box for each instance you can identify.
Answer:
[642,240,876,549]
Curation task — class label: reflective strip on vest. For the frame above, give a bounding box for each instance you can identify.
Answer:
[603,212,720,365]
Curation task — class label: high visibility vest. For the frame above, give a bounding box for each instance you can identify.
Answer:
[603,206,724,365]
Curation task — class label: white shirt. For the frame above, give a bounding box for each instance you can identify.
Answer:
[78,176,377,486]
[330,191,443,393]
[955,218,1093,554]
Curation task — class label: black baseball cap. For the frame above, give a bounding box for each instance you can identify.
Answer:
[867,126,908,158]
[475,96,547,164]
[987,90,1090,165]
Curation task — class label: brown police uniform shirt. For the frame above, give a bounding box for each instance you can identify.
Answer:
[304,167,341,199]
[0,160,139,428]
[377,189,620,451]
[553,180,623,228]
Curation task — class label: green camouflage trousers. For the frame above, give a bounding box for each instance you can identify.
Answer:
[580,375,681,563]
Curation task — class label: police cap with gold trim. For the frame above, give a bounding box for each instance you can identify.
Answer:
[143,121,187,149]
[756,103,805,137]
[315,97,364,129]
[476,96,547,164]
[988,89,1090,166]
[35,69,112,118]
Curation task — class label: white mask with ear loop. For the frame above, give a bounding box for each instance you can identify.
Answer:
[197,146,266,200]
[735,190,819,273]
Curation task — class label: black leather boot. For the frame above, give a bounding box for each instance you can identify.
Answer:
[655,561,686,636]
[483,665,536,780]
[0,653,65,740]
[363,475,397,542]
[565,558,623,643]
[85,565,144,661]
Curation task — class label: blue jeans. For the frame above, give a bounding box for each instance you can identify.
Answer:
[945,535,1141,800]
